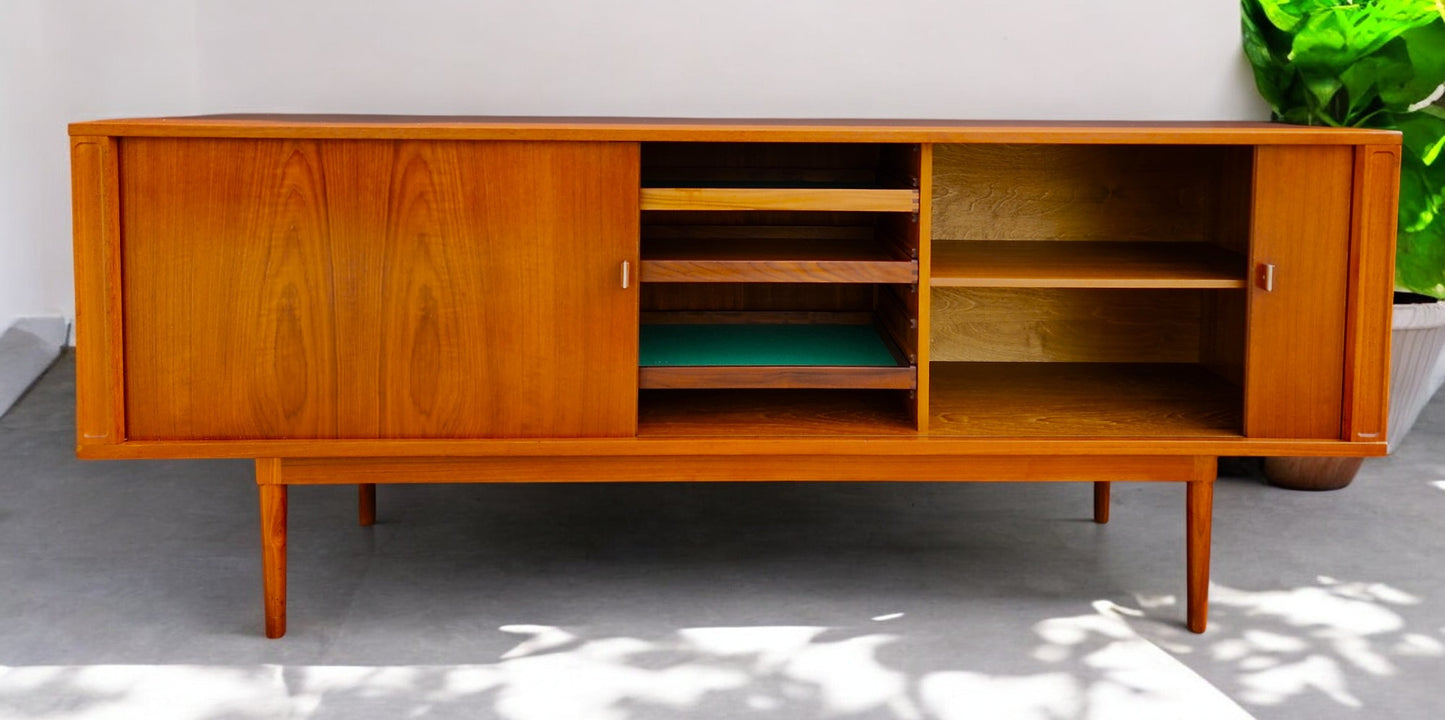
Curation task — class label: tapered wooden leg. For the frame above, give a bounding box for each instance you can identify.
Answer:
[1186,469,1215,634]
[257,459,288,639]
[358,483,376,527]
[1093,481,1110,524]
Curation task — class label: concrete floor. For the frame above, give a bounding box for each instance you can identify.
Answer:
[1,354,1443,719]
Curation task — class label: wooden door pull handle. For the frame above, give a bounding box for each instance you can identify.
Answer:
[1257,263,1275,292]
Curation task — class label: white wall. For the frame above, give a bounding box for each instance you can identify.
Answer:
[194,0,1263,119]
[0,0,50,336]
[1,0,1267,332]
[0,0,197,336]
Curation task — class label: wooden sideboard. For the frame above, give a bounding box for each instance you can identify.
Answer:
[69,116,1402,637]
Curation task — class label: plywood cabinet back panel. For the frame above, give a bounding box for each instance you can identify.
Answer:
[931,287,1204,363]
[121,138,639,440]
[932,145,1234,242]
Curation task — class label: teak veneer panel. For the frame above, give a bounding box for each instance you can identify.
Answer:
[638,365,916,390]
[71,115,1401,145]
[931,241,1246,289]
[121,138,639,440]
[69,136,124,447]
[278,454,1209,484]
[640,258,916,283]
[638,389,917,436]
[1343,145,1401,442]
[640,187,918,212]
[640,237,917,284]
[79,435,1386,461]
[1244,146,1352,439]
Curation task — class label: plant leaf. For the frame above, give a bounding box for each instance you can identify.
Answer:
[1394,105,1445,165]
[1301,72,1346,121]
[1258,0,1345,33]
[1243,1,1295,111]
[1384,21,1445,109]
[1290,1,1439,74]
[1396,210,1445,298]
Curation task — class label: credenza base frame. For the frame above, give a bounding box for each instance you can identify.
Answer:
[254,454,1218,638]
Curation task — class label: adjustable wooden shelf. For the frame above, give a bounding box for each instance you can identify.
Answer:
[68,116,1401,638]
[930,241,1246,289]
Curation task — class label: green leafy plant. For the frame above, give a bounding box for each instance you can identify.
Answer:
[1242,0,1445,298]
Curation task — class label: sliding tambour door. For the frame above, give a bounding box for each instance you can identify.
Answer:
[1244,145,1353,439]
[120,138,639,439]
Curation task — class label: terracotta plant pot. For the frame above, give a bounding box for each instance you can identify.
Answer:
[1263,456,1366,491]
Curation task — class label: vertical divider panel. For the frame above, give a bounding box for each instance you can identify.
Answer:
[915,144,932,433]
[70,136,125,446]
[1342,144,1402,443]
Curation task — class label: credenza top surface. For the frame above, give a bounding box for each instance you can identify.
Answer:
[69,114,1401,145]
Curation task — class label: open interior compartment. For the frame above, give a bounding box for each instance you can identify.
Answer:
[637,142,925,434]
[930,144,1252,286]
[927,144,1253,437]
[636,281,920,433]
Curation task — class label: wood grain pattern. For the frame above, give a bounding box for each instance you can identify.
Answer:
[70,116,1402,145]
[69,136,125,446]
[1094,482,1110,524]
[913,144,933,432]
[256,459,287,638]
[1342,145,1401,442]
[279,454,1208,484]
[76,434,1385,460]
[640,311,874,325]
[638,389,917,436]
[358,484,376,526]
[120,139,639,440]
[877,286,918,364]
[639,365,914,390]
[1245,146,1352,439]
[931,145,1232,242]
[930,288,1204,363]
[641,260,915,284]
[929,362,1241,437]
[122,138,341,439]
[931,241,1246,288]
[1186,468,1216,634]
[640,237,916,283]
[641,187,918,212]
[373,141,639,438]
[641,283,875,313]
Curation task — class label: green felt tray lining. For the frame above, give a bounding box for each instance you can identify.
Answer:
[639,324,900,367]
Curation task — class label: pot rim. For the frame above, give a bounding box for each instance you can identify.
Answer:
[1393,298,1445,330]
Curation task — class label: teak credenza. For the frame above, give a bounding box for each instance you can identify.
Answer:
[68,116,1402,638]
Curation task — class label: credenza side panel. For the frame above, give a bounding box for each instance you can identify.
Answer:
[1244,146,1353,439]
[121,138,639,440]
[70,136,125,446]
